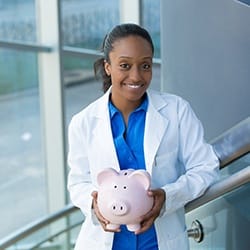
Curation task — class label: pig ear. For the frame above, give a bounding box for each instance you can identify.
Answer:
[97,168,119,186]
[129,170,151,190]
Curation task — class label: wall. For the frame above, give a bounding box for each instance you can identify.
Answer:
[160,0,250,140]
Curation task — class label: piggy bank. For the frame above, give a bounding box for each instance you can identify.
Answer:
[96,168,154,232]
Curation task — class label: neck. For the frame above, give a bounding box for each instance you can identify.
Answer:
[110,95,144,126]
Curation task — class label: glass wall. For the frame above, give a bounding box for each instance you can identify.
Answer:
[0,0,46,239]
[186,154,250,249]
[0,0,36,43]
[63,56,103,125]
[141,0,161,91]
[61,0,119,49]
[141,0,161,58]
[62,0,119,126]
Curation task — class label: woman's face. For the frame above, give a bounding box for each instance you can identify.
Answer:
[104,35,153,107]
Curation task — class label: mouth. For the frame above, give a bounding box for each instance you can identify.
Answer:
[125,83,144,89]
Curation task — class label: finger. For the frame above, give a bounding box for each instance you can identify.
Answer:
[94,206,109,225]
[135,218,154,235]
[139,209,154,222]
[91,194,110,226]
[147,190,154,196]
[91,191,98,199]
[104,225,121,233]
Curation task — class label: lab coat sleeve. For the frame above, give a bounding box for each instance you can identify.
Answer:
[67,114,97,220]
[161,100,219,215]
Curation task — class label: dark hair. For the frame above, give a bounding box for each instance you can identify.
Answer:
[94,23,154,93]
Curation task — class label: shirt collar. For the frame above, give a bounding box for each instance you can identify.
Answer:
[109,94,148,119]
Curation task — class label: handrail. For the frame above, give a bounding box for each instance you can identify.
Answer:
[0,204,79,250]
[30,221,82,250]
[185,166,250,213]
[0,117,249,249]
[211,117,250,168]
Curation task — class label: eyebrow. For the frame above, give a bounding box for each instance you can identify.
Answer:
[118,56,152,60]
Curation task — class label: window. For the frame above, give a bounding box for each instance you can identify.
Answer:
[0,0,47,238]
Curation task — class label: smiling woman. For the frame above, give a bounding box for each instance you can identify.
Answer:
[104,35,153,123]
[67,23,219,250]
[94,24,154,124]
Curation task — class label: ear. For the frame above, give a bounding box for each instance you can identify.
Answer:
[104,60,111,76]
[97,168,119,186]
[129,170,151,190]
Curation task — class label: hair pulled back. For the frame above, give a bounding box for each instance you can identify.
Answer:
[94,23,154,93]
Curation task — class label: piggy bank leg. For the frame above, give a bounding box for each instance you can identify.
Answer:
[106,223,120,231]
[126,223,140,232]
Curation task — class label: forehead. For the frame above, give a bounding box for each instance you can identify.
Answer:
[110,35,153,59]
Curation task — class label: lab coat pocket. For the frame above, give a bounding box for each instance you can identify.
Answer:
[152,150,179,186]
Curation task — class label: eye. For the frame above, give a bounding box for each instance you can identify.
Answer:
[120,63,130,69]
[114,185,117,189]
[123,186,127,189]
[142,63,151,70]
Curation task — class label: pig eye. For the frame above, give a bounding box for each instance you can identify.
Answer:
[124,172,128,175]
[114,185,117,189]
[123,186,127,189]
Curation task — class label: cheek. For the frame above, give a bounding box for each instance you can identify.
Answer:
[110,72,126,84]
[144,72,152,84]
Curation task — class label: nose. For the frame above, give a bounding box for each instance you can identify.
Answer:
[129,67,142,83]
[109,201,128,216]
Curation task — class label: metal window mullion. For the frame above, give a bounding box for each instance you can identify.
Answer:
[120,0,140,24]
[36,0,66,214]
[0,40,52,52]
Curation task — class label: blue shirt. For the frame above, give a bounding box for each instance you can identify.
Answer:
[109,96,158,250]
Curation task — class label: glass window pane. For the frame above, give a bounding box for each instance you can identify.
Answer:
[141,0,161,58]
[63,56,103,125]
[64,56,102,204]
[61,0,119,49]
[0,49,46,238]
[0,0,36,42]
[187,182,250,249]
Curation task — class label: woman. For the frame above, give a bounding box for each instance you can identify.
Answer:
[67,23,219,250]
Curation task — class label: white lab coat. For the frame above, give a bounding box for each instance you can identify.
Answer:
[67,88,219,250]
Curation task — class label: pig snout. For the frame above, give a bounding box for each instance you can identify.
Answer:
[109,201,129,216]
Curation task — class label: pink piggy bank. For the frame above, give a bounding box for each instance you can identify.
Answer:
[97,168,154,232]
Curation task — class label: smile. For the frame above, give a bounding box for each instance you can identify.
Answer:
[126,84,144,89]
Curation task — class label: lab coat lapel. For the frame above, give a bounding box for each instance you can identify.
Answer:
[144,90,169,173]
[91,89,120,171]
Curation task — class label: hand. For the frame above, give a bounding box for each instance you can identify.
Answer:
[135,188,166,235]
[91,191,121,233]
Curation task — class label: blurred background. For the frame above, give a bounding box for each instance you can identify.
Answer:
[0,0,249,249]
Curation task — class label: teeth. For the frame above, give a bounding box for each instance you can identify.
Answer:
[127,84,142,88]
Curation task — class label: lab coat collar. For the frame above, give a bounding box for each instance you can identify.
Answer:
[144,89,170,173]
[91,87,170,173]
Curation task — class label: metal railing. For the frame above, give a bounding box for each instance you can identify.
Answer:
[212,117,250,168]
[0,117,249,249]
[0,204,79,250]
[185,165,250,213]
